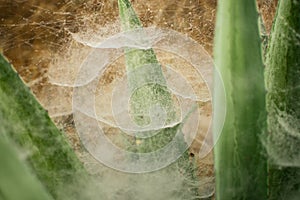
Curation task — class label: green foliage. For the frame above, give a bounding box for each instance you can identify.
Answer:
[213,0,268,199]
[0,137,53,200]
[117,0,202,198]
[118,0,176,128]
[265,0,300,199]
[118,0,183,154]
[0,54,88,199]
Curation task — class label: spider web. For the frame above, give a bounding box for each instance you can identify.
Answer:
[0,0,287,200]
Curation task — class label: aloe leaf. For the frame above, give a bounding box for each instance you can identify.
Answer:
[117,0,202,198]
[0,137,53,200]
[118,0,175,126]
[118,0,182,153]
[0,54,88,198]
[265,0,300,199]
[213,0,268,199]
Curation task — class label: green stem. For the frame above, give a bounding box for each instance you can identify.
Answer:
[213,0,268,199]
[265,0,300,199]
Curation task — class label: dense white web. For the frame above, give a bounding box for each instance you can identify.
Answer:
[0,0,288,199]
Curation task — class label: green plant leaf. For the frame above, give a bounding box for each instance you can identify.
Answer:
[117,0,202,198]
[265,0,300,199]
[0,54,88,199]
[0,137,54,200]
[213,0,268,199]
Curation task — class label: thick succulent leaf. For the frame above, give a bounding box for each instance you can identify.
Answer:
[0,54,87,198]
[213,0,268,199]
